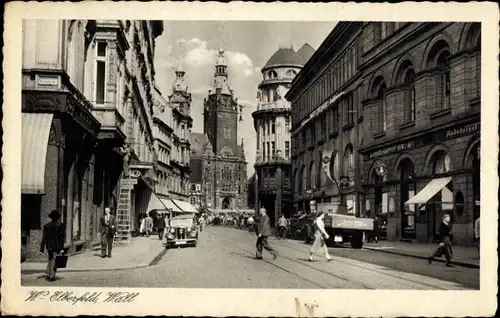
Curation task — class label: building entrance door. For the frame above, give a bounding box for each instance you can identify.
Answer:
[222,197,231,210]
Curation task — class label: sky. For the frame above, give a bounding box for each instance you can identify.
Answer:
[153,21,335,178]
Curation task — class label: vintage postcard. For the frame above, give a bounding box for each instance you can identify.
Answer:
[2,1,499,317]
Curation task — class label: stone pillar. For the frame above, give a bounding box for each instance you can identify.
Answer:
[275,166,282,225]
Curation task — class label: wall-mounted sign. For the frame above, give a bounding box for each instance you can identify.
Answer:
[374,161,387,176]
[364,120,479,160]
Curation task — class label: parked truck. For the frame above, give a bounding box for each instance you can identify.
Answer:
[297,202,374,249]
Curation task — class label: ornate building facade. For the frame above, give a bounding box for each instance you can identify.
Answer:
[252,45,314,225]
[189,48,248,210]
[287,22,481,246]
[21,19,164,259]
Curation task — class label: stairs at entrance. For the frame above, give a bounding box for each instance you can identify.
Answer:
[114,173,137,245]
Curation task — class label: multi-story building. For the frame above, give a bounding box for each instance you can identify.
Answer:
[252,44,314,225]
[287,24,364,220]
[167,60,193,204]
[20,19,164,258]
[190,48,248,211]
[287,22,481,246]
[152,61,196,214]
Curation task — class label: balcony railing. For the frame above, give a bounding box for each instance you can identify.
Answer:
[256,100,291,111]
[255,152,290,164]
[92,107,125,137]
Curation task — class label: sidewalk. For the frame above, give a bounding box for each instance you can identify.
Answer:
[363,241,480,268]
[21,236,166,274]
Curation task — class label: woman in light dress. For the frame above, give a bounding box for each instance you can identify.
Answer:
[308,211,332,262]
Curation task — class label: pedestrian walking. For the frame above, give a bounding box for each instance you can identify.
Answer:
[100,207,117,258]
[40,210,65,282]
[139,216,146,236]
[146,214,153,237]
[308,210,332,262]
[157,214,166,240]
[277,214,287,239]
[247,215,255,232]
[198,215,205,232]
[371,216,379,243]
[428,214,454,267]
[474,216,480,259]
[255,208,278,260]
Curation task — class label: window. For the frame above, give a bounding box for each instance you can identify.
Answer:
[437,52,451,111]
[321,115,327,139]
[285,116,291,131]
[95,41,107,104]
[285,141,290,159]
[271,117,276,134]
[404,69,416,123]
[381,23,388,40]
[347,94,354,125]
[374,81,387,132]
[286,69,297,77]
[268,70,278,79]
[267,142,270,161]
[271,142,276,159]
[267,119,270,135]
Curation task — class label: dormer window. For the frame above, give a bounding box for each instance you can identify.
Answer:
[268,70,278,79]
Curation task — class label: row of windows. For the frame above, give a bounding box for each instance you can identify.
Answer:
[261,141,290,161]
[293,145,354,192]
[294,43,359,126]
[256,116,291,148]
[266,69,297,80]
[157,173,189,195]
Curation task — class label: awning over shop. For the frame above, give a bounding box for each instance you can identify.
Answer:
[172,199,198,213]
[208,208,237,214]
[146,192,168,212]
[159,198,183,213]
[405,177,453,205]
[235,209,255,214]
[22,113,54,194]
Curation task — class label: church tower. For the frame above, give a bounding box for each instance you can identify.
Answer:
[202,47,247,210]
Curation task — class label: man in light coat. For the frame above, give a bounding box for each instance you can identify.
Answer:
[100,207,117,258]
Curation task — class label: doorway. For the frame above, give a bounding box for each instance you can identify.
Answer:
[222,197,231,210]
[398,158,416,240]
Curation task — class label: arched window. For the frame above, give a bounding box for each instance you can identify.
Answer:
[343,144,354,185]
[309,161,315,189]
[301,165,307,191]
[286,69,297,78]
[431,150,451,174]
[329,151,340,183]
[436,52,451,111]
[371,76,387,133]
[403,68,416,123]
[268,70,278,79]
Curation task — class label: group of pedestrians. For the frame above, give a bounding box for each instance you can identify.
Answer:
[40,207,117,282]
[253,201,332,262]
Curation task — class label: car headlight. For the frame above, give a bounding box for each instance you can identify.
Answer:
[187,226,192,232]
[170,228,175,233]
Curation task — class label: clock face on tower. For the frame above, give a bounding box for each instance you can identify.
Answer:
[223,128,231,139]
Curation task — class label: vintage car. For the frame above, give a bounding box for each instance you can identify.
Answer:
[165,213,198,248]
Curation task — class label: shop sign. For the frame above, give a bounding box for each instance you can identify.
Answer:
[365,121,479,160]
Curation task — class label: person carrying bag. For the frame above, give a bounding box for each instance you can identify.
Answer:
[40,210,65,282]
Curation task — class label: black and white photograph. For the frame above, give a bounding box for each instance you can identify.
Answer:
[2,2,498,317]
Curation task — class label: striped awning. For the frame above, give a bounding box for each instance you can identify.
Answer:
[172,199,198,213]
[146,192,168,212]
[160,198,183,213]
[22,113,54,194]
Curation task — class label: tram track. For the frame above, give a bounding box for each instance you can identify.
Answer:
[220,228,453,290]
[267,237,452,290]
[219,237,374,289]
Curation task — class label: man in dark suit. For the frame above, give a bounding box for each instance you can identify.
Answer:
[156,214,166,240]
[100,207,117,258]
[256,208,278,260]
[40,210,65,281]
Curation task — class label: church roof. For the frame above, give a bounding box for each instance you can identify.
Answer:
[296,43,315,65]
[263,47,302,70]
